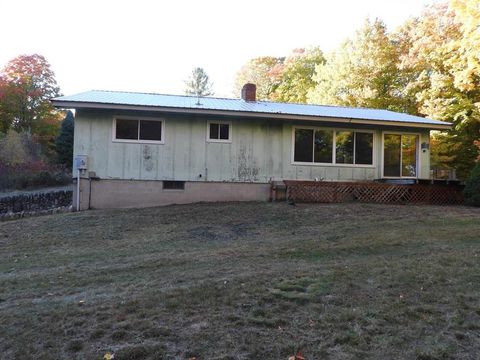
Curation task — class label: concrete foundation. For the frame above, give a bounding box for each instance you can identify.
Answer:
[74,178,271,210]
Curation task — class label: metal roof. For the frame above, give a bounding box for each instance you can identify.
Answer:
[52,90,451,130]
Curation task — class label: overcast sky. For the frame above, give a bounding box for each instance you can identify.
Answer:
[1,0,442,98]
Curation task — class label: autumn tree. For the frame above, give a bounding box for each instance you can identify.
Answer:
[273,48,325,103]
[234,56,284,100]
[184,67,214,97]
[396,3,480,178]
[448,0,480,92]
[0,54,61,138]
[308,19,411,113]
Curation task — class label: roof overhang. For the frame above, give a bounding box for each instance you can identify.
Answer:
[51,100,452,131]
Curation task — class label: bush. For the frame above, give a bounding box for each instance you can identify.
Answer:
[0,130,71,191]
[463,162,480,206]
[0,129,28,166]
[0,165,71,191]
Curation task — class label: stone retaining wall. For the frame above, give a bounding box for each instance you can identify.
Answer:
[0,189,73,220]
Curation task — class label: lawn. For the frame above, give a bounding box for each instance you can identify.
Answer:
[1,202,479,359]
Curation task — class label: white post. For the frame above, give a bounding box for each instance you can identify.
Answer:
[76,169,81,211]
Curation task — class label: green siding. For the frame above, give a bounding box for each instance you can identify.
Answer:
[73,110,431,182]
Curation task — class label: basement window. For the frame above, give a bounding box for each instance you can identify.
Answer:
[207,121,231,142]
[114,117,164,143]
[163,181,185,190]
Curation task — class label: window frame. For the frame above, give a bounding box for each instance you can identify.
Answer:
[206,120,232,143]
[291,126,375,168]
[112,116,165,144]
[381,131,420,179]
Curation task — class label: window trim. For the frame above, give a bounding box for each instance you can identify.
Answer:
[112,116,165,144]
[291,126,375,168]
[206,120,232,143]
[381,131,420,179]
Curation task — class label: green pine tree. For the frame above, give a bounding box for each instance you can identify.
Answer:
[55,110,74,168]
[184,67,214,97]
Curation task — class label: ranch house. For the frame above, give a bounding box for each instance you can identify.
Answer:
[52,84,450,210]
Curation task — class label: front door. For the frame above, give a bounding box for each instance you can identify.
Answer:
[383,133,418,178]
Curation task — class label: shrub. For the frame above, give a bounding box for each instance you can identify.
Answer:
[0,160,71,191]
[0,129,28,166]
[0,129,71,191]
[463,162,480,206]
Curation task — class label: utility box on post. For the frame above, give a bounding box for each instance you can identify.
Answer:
[74,155,88,211]
[74,155,88,171]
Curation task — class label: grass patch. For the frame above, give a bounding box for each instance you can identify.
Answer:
[1,202,479,359]
[271,276,333,304]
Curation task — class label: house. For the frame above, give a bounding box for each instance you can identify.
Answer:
[52,84,450,210]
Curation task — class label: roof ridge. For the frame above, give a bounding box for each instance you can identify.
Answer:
[90,89,240,102]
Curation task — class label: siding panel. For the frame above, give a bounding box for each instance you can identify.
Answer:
[73,110,430,183]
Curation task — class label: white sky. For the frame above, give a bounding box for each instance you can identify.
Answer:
[0,0,442,98]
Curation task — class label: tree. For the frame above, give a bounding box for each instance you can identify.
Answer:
[234,56,284,100]
[184,67,214,97]
[0,54,61,136]
[55,110,74,167]
[0,74,11,133]
[448,0,480,92]
[273,48,325,104]
[308,19,410,113]
[395,3,480,178]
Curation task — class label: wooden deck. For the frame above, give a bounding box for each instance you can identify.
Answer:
[283,180,464,205]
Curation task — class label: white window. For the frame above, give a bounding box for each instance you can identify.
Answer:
[207,121,231,142]
[293,127,374,166]
[113,117,164,144]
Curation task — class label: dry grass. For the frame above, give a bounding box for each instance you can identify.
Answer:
[0,202,479,359]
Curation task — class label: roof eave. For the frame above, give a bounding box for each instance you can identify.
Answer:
[51,100,452,131]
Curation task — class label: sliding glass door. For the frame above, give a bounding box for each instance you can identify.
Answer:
[383,134,418,177]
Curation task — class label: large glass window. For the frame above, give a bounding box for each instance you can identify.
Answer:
[355,132,374,165]
[115,118,163,142]
[402,135,417,177]
[314,130,334,163]
[294,129,314,162]
[383,134,418,177]
[294,128,372,165]
[384,134,401,177]
[335,131,354,164]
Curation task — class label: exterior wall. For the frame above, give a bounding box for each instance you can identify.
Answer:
[74,109,431,184]
[74,179,271,210]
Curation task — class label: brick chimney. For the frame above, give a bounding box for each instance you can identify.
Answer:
[241,83,256,102]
